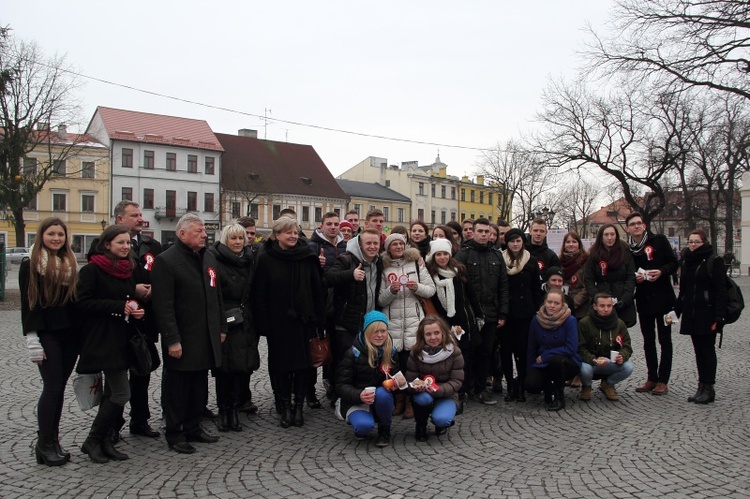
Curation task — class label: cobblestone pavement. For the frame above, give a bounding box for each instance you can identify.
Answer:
[1,279,749,498]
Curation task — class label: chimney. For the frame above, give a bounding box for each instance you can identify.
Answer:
[38,122,50,131]
[57,124,68,140]
[238,129,258,138]
[477,175,484,185]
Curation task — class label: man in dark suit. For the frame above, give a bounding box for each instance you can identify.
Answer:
[152,213,225,454]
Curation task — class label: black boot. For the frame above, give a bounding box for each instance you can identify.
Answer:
[230,406,242,432]
[279,398,292,428]
[53,431,71,462]
[98,401,129,461]
[694,384,715,404]
[504,378,517,402]
[413,402,431,442]
[516,377,527,403]
[293,402,305,427]
[81,400,120,464]
[687,383,704,402]
[376,426,391,447]
[217,407,230,432]
[547,387,565,412]
[35,432,67,466]
[101,429,129,461]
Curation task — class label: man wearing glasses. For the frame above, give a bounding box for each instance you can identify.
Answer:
[625,212,678,396]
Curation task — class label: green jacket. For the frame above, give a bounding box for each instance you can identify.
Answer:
[577,316,633,365]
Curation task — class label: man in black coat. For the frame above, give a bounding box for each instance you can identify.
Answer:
[626,212,678,396]
[152,213,225,454]
[527,218,561,280]
[455,218,509,405]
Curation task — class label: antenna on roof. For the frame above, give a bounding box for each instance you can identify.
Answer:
[264,108,272,139]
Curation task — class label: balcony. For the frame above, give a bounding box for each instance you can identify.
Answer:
[154,206,187,220]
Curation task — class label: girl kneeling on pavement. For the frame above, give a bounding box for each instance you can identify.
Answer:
[406,315,464,442]
[336,311,398,447]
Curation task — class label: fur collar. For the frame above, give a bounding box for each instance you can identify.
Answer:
[381,247,421,268]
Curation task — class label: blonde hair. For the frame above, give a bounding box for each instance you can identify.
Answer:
[270,216,298,239]
[363,321,394,370]
[220,223,247,246]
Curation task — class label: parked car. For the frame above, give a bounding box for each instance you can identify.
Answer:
[5,247,30,264]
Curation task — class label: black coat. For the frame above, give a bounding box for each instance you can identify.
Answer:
[675,244,728,336]
[325,251,383,335]
[336,332,400,417]
[75,262,140,374]
[455,240,509,322]
[527,242,561,278]
[430,273,483,344]
[209,242,259,373]
[252,239,325,373]
[152,239,225,372]
[584,243,637,327]
[506,254,544,319]
[19,258,77,335]
[631,232,677,316]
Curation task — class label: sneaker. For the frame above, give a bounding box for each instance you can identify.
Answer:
[477,391,498,405]
[578,386,592,401]
[600,380,619,401]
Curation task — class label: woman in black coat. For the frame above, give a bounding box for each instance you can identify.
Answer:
[76,225,145,463]
[500,228,543,402]
[674,229,727,404]
[20,217,79,466]
[252,217,325,428]
[584,224,637,327]
[209,224,258,432]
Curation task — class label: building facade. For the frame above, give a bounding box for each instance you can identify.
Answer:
[336,179,412,231]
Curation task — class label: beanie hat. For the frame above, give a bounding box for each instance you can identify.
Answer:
[383,233,407,252]
[426,238,453,263]
[362,310,389,331]
[339,220,353,231]
[545,266,563,281]
[504,228,525,243]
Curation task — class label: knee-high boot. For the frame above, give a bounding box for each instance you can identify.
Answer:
[81,400,124,463]
[100,402,129,461]
[412,402,431,442]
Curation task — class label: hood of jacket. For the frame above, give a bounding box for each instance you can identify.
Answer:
[311,229,343,247]
[381,247,421,269]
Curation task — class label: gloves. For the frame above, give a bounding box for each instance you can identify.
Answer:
[477,317,486,330]
[26,332,45,362]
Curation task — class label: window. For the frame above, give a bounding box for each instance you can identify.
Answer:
[302,206,310,222]
[417,209,424,220]
[81,194,95,213]
[369,205,376,212]
[273,204,281,219]
[166,152,176,171]
[354,204,361,216]
[53,159,66,176]
[187,192,197,212]
[397,208,404,223]
[204,193,214,212]
[122,148,133,168]
[122,187,133,201]
[250,203,258,219]
[441,186,446,198]
[461,189,466,202]
[441,211,447,224]
[23,157,37,174]
[489,193,493,206]
[385,180,391,187]
[471,190,476,203]
[431,184,436,197]
[26,194,37,211]
[418,183,425,196]
[668,227,675,237]
[431,210,436,225]
[82,161,95,179]
[144,150,154,170]
[187,155,198,173]
[470,213,475,219]
[451,187,456,200]
[205,157,215,175]
[480,192,484,204]
[166,190,176,217]
[52,192,67,211]
[143,189,154,210]
[315,207,322,222]
[461,212,466,221]
[451,211,456,221]
[383,207,389,221]
[231,201,241,218]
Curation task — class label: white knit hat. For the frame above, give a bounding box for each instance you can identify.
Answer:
[426,238,453,262]
[384,233,407,252]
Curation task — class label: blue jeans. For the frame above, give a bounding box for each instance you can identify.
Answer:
[348,387,394,436]
[412,392,457,428]
[580,360,634,387]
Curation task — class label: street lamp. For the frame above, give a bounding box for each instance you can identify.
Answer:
[100,219,107,229]
[532,207,556,227]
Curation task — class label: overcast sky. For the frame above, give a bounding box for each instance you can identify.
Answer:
[4,1,614,177]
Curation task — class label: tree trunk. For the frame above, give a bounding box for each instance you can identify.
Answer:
[12,207,25,248]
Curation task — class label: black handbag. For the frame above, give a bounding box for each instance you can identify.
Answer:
[129,329,153,376]
[225,307,244,326]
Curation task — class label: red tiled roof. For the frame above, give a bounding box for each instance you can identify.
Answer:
[92,106,223,152]
[216,133,349,200]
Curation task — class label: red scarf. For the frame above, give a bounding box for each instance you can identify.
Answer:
[560,250,587,281]
[90,254,134,279]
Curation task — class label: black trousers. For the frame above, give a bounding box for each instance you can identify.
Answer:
[37,329,79,436]
[691,334,718,385]
[215,371,246,408]
[128,340,159,426]
[500,317,532,386]
[638,311,673,383]
[469,322,497,394]
[526,355,580,394]
[163,369,208,444]
[269,369,309,405]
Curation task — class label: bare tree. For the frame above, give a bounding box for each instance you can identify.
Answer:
[587,0,750,102]
[220,168,271,222]
[551,174,600,237]
[0,31,81,245]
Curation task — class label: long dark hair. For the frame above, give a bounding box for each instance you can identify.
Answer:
[426,250,468,282]
[504,230,525,268]
[433,224,460,255]
[27,217,78,308]
[412,315,456,354]
[94,225,135,266]
[589,224,627,269]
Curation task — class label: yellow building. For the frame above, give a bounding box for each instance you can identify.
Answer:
[336,179,412,232]
[0,125,110,257]
[457,175,497,223]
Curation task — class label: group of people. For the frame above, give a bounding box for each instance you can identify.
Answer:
[20,203,729,464]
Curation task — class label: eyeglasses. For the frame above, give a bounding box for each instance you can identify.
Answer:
[627,221,644,227]
[687,240,702,245]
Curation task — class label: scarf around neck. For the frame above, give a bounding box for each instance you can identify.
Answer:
[561,250,587,281]
[37,248,74,285]
[536,302,571,330]
[588,306,619,330]
[420,343,454,364]
[628,233,648,255]
[503,249,531,276]
[433,267,457,317]
[89,254,134,279]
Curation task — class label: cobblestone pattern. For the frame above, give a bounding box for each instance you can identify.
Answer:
[1,276,749,498]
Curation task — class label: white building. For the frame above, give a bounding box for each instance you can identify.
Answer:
[86,107,224,245]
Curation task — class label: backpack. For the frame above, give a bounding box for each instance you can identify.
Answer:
[706,255,744,325]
